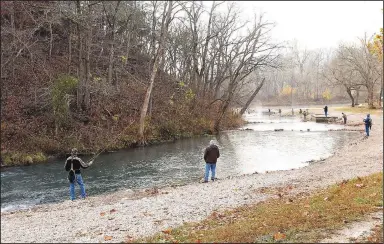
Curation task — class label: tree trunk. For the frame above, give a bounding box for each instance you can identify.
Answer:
[105,1,120,86]
[49,21,53,58]
[346,87,355,107]
[125,30,131,66]
[214,81,235,133]
[84,20,91,111]
[367,85,374,108]
[76,0,84,111]
[108,31,115,85]
[355,88,360,105]
[68,27,72,74]
[379,75,383,107]
[138,1,173,144]
[213,98,230,133]
[240,78,265,115]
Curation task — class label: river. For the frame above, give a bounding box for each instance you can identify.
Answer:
[1,111,360,212]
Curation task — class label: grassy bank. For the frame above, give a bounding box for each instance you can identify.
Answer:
[334,105,383,115]
[1,152,47,166]
[137,172,383,243]
[1,111,244,166]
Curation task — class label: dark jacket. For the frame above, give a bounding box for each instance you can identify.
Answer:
[324,106,328,112]
[364,117,372,126]
[64,156,90,174]
[204,145,220,163]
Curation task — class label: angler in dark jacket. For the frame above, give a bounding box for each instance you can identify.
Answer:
[203,140,220,183]
[342,112,347,124]
[64,148,93,200]
[363,114,372,136]
[324,105,328,117]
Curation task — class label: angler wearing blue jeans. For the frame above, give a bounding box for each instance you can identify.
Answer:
[363,114,372,137]
[70,173,86,200]
[64,148,93,200]
[205,163,216,182]
[203,140,220,182]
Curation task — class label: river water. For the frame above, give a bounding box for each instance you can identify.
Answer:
[1,112,360,212]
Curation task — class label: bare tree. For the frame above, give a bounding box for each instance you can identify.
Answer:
[213,13,281,132]
[338,36,382,108]
[239,77,265,115]
[138,1,174,145]
[323,48,360,107]
[102,1,121,86]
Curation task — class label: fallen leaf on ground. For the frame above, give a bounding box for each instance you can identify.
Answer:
[100,212,106,216]
[104,235,113,241]
[110,209,117,213]
[273,232,286,241]
[162,229,172,234]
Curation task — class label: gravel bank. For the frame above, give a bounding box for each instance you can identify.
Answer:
[1,110,382,243]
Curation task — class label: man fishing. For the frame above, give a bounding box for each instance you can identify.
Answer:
[363,114,372,137]
[342,112,347,124]
[203,140,220,183]
[324,105,328,117]
[64,148,93,200]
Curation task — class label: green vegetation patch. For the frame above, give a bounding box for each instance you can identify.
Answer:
[1,152,48,166]
[334,106,382,115]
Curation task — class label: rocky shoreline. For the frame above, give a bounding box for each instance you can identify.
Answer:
[1,110,382,243]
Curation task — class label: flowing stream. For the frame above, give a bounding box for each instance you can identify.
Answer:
[1,111,360,212]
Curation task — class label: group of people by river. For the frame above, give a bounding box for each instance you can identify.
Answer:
[64,109,373,201]
[64,140,221,200]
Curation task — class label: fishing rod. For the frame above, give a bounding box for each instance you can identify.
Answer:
[85,119,135,164]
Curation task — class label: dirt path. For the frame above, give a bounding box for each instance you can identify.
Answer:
[320,211,383,243]
[1,109,382,243]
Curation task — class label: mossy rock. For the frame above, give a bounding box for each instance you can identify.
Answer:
[2,154,13,166]
[23,156,33,164]
[32,152,47,164]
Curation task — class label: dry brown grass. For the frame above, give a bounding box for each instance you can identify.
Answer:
[136,172,383,243]
[334,106,383,115]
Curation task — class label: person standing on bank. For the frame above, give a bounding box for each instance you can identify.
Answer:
[363,114,372,137]
[65,148,93,200]
[324,105,328,117]
[342,112,347,124]
[203,140,220,183]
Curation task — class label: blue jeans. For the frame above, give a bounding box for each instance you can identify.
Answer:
[325,111,328,117]
[205,163,216,182]
[365,124,370,136]
[70,173,86,200]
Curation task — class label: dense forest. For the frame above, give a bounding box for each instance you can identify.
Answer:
[1,1,382,165]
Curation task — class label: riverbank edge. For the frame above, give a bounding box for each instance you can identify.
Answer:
[1,119,243,167]
[1,133,217,168]
[0,121,366,215]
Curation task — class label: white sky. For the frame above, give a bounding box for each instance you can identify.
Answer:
[212,1,383,50]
